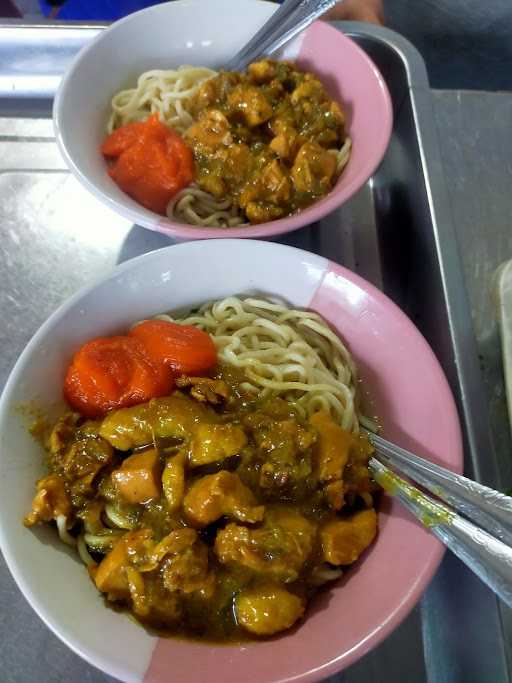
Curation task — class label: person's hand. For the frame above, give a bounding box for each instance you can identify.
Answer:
[323,0,384,25]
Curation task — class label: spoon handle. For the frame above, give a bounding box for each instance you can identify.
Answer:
[224,0,339,72]
[224,0,303,71]
[366,430,512,546]
[371,458,512,608]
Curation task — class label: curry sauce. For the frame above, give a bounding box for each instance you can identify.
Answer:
[185,59,349,223]
[25,366,378,641]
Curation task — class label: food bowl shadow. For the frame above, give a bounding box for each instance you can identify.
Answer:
[116,224,175,265]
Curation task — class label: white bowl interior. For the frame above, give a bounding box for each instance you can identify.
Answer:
[0,240,462,682]
[54,0,392,239]
[0,241,328,682]
[54,0,279,228]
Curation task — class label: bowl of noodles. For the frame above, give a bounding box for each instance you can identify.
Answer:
[0,240,462,682]
[53,0,392,239]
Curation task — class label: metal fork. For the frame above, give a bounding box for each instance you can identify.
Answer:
[224,0,340,72]
[365,430,512,607]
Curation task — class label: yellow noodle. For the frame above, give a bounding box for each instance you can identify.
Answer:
[108,65,352,229]
[162,296,360,432]
[108,65,217,134]
[104,504,137,530]
[77,535,97,567]
[166,185,247,228]
[56,514,76,547]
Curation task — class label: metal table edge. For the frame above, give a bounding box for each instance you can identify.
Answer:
[347,23,512,680]
[340,24,502,487]
[337,26,512,679]
[0,17,510,682]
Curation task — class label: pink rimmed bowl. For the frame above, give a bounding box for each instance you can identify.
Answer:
[53,0,393,240]
[0,240,462,682]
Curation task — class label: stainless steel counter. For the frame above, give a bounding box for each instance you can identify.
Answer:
[0,88,510,683]
[0,16,511,678]
[432,90,512,491]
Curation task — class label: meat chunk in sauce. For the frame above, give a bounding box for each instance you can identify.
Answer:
[112,448,161,504]
[26,364,378,642]
[320,509,378,565]
[227,84,273,127]
[45,415,114,509]
[162,451,186,512]
[48,412,79,456]
[142,579,183,627]
[59,436,114,503]
[94,526,215,620]
[242,405,317,494]
[184,471,264,527]
[159,529,214,597]
[247,59,276,83]
[309,411,353,510]
[186,109,232,152]
[235,582,304,635]
[186,59,349,224]
[94,528,154,598]
[175,376,230,405]
[215,507,316,582]
[310,411,350,482]
[24,474,72,526]
[269,119,299,162]
[239,159,291,209]
[291,142,337,196]
[188,422,247,467]
[99,394,213,450]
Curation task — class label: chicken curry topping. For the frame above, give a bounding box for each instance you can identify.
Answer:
[25,367,378,641]
[185,59,348,224]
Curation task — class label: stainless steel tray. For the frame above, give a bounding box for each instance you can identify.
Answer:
[0,19,509,683]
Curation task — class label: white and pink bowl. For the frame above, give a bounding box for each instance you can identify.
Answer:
[53,0,393,240]
[0,240,462,682]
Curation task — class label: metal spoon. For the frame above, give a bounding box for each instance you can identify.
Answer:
[224,0,341,72]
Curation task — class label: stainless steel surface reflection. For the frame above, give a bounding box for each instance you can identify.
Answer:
[0,20,511,683]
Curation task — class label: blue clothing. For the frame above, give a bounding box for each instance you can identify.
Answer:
[40,0,281,20]
[40,0,160,21]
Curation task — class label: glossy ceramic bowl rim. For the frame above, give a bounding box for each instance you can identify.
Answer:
[0,240,462,682]
[52,0,393,240]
